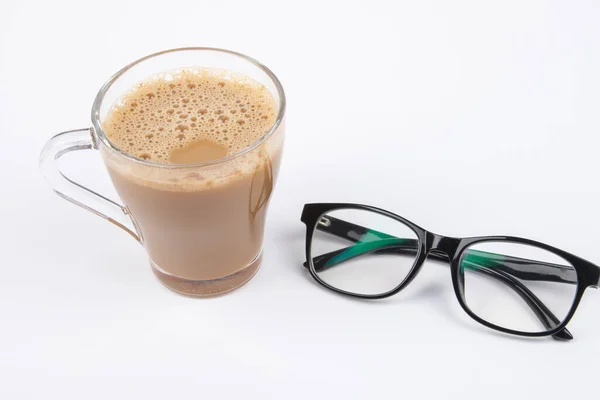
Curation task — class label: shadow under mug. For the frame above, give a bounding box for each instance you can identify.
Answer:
[39,48,286,297]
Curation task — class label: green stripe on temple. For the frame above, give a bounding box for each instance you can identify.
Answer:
[460,249,506,270]
[324,237,410,268]
[321,236,506,271]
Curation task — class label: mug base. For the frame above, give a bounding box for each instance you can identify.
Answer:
[151,251,262,297]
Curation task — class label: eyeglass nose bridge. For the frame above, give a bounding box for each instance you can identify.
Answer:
[426,232,461,260]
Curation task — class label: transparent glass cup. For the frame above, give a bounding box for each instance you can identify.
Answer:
[39,48,286,297]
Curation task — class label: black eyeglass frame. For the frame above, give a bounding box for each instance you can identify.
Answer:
[301,203,600,340]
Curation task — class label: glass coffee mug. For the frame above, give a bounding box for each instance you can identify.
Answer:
[39,48,286,296]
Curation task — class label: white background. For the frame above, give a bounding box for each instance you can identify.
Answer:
[1,0,599,398]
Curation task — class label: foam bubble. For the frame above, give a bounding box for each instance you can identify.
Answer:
[103,67,278,177]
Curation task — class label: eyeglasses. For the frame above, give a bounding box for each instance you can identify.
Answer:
[301,203,600,340]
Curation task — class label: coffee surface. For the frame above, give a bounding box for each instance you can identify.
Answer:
[103,68,277,164]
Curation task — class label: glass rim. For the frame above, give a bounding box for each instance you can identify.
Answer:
[90,47,286,169]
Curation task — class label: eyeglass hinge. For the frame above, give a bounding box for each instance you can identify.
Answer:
[318,217,331,228]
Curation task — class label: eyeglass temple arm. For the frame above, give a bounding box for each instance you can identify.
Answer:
[304,216,573,340]
[460,262,572,338]
[311,216,577,284]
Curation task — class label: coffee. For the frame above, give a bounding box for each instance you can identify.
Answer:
[102,68,283,295]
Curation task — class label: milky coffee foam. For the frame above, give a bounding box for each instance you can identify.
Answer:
[101,68,280,192]
[103,68,277,164]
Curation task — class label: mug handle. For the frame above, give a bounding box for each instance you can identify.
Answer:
[39,128,141,242]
